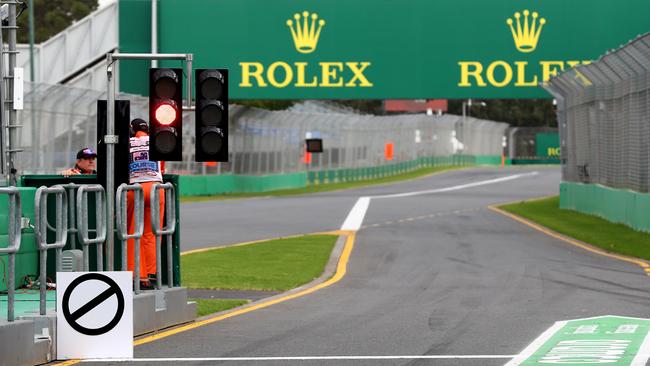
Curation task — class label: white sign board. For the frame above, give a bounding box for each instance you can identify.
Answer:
[57,271,133,359]
[13,67,23,110]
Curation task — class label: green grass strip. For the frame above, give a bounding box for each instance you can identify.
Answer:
[190,298,249,317]
[499,196,650,261]
[181,234,338,291]
[181,165,468,202]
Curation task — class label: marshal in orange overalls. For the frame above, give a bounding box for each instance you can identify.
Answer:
[126,128,165,283]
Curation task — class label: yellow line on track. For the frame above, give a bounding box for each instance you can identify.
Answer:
[133,231,357,346]
[52,231,356,365]
[488,204,650,274]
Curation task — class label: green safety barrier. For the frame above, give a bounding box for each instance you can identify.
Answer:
[179,154,505,197]
[560,182,650,233]
[511,158,560,165]
[179,172,308,196]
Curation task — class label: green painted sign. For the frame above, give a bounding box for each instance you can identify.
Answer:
[536,132,560,158]
[507,316,650,365]
[119,0,650,99]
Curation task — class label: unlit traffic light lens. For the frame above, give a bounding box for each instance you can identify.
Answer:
[154,128,177,154]
[200,128,224,155]
[153,69,179,98]
[200,101,224,126]
[198,70,225,99]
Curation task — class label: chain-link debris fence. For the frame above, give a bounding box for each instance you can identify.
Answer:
[545,32,650,193]
[17,82,508,177]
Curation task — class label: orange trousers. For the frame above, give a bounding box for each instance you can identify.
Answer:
[126,182,165,280]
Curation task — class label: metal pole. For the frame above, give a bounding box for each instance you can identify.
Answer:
[151,0,157,68]
[28,0,34,82]
[186,54,192,109]
[106,55,115,271]
[7,0,18,186]
[0,10,5,185]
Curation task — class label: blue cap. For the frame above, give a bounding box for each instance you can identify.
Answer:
[76,147,97,159]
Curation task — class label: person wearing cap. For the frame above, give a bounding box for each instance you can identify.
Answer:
[61,148,98,177]
[126,118,165,290]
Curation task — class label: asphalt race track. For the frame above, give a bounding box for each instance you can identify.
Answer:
[85,166,650,365]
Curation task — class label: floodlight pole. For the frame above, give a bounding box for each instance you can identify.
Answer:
[105,52,192,270]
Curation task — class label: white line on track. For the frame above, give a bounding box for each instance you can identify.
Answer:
[372,171,539,200]
[340,172,538,231]
[504,321,567,366]
[82,355,517,362]
[341,196,370,231]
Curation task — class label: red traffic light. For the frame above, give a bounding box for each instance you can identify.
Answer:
[154,101,178,126]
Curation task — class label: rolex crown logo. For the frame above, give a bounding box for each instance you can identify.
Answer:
[287,11,325,54]
[507,10,546,53]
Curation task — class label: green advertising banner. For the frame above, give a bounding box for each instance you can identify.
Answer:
[535,132,560,158]
[119,0,650,99]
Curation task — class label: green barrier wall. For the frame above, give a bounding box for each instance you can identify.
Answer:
[511,158,560,165]
[179,172,307,196]
[560,182,650,233]
[0,188,36,292]
[179,155,507,196]
[475,155,505,165]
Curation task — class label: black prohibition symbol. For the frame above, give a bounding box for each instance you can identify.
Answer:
[62,273,125,336]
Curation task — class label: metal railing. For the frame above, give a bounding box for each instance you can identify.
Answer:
[115,183,144,293]
[0,187,22,321]
[16,2,118,86]
[76,185,107,271]
[58,183,81,250]
[151,183,176,290]
[34,186,68,315]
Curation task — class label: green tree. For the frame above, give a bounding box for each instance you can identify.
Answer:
[17,0,98,43]
[447,99,557,127]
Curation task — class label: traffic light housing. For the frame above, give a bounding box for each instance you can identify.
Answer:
[149,68,183,161]
[195,69,228,162]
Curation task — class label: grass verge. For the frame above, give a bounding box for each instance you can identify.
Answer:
[181,234,338,291]
[181,165,468,202]
[190,298,249,317]
[499,196,650,261]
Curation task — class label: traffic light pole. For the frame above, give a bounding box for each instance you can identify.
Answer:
[105,52,192,270]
